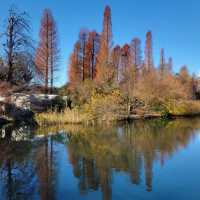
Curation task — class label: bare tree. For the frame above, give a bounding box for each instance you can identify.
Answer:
[2,6,33,85]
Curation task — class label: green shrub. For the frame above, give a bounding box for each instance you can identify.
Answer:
[51,96,66,112]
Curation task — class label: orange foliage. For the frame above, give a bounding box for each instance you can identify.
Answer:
[35,9,59,93]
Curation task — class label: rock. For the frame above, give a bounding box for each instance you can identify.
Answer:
[0,117,10,126]
[11,93,31,109]
[144,113,161,119]
[4,103,37,126]
[4,93,68,112]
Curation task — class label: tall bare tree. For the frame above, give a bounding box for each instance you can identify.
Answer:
[2,6,33,85]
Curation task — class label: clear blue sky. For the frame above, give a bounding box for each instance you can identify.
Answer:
[0,0,200,86]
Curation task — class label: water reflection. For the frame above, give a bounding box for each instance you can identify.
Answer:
[0,124,36,200]
[0,124,58,200]
[0,119,200,200]
[34,136,56,200]
[65,120,197,198]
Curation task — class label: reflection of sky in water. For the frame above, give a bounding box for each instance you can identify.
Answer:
[197,131,200,142]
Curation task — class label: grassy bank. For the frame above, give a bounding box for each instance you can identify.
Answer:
[35,100,200,126]
[165,100,200,116]
[35,111,160,126]
[35,108,86,126]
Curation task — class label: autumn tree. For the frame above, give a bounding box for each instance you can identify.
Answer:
[68,32,100,106]
[144,31,153,71]
[49,13,59,93]
[95,6,113,83]
[120,44,137,116]
[120,44,132,71]
[2,6,34,85]
[130,38,142,74]
[100,5,112,60]
[66,5,199,117]
[159,48,165,77]
[78,29,89,81]
[167,57,173,73]
[111,45,121,82]
[177,66,193,98]
[191,74,198,99]
[178,66,190,85]
[35,9,59,94]
[85,31,100,80]
[68,42,82,88]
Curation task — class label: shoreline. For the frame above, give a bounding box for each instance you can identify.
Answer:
[2,112,200,127]
[35,112,200,126]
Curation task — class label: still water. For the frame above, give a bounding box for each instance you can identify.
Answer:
[0,119,200,200]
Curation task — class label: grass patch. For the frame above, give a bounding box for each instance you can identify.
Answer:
[35,108,86,126]
[166,100,200,116]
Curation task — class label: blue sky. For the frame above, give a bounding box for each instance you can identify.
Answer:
[0,0,200,86]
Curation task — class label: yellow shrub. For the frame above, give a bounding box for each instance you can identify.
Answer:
[83,90,126,122]
[166,100,200,116]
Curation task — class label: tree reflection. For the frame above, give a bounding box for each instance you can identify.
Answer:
[0,124,36,200]
[0,124,58,200]
[34,135,56,200]
[65,119,200,199]
[0,118,199,200]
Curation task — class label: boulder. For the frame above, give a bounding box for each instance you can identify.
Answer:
[0,117,10,126]
[8,93,67,112]
[4,103,37,126]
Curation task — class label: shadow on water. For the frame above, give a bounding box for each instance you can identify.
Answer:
[0,118,200,200]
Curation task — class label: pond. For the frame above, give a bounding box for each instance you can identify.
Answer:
[0,118,200,200]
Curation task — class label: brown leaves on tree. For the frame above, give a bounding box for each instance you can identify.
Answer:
[67,5,198,109]
[68,30,100,88]
[144,31,153,71]
[35,9,59,93]
[95,5,113,83]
